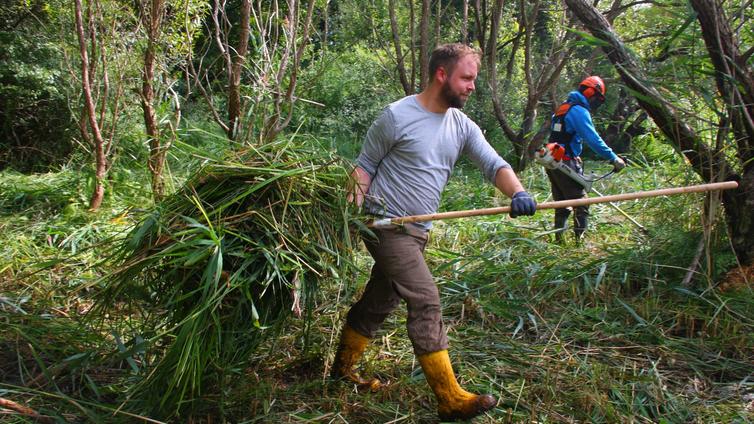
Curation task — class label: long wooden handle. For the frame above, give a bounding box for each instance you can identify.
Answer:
[370,181,738,228]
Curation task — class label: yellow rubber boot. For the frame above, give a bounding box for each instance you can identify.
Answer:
[331,324,381,391]
[418,350,496,421]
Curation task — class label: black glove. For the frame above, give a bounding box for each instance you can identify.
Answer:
[510,191,536,218]
[611,157,626,172]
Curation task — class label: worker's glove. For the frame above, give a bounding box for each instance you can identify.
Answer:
[611,157,626,173]
[510,191,537,218]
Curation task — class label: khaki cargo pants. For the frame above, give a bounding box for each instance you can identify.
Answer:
[346,224,448,356]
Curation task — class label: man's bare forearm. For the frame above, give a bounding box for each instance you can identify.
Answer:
[494,167,525,198]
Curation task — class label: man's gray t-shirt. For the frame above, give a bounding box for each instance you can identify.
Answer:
[356,95,511,230]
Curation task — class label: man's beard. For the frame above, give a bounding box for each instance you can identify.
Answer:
[440,82,467,109]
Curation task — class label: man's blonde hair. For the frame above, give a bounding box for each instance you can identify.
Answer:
[428,43,481,81]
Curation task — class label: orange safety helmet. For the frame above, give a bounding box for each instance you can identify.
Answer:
[578,76,606,110]
[578,76,606,100]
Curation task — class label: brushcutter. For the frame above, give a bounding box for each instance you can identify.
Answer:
[533,143,614,192]
[533,143,644,231]
[369,181,738,228]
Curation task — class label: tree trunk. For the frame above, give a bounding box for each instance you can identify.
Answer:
[690,0,754,155]
[515,96,539,168]
[141,0,166,201]
[461,0,468,44]
[409,0,417,90]
[483,0,571,171]
[323,0,329,50]
[419,0,430,89]
[472,0,486,51]
[689,0,754,265]
[389,0,412,95]
[74,0,107,211]
[435,0,441,45]
[564,0,753,265]
[484,0,520,161]
[227,0,250,140]
[265,0,317,142]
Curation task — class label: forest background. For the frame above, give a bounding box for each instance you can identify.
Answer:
[1,0,753,422]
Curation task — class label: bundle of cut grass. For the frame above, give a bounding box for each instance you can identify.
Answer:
[96,140,358,418]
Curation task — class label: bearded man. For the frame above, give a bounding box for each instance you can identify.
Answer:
[331,43,536,421]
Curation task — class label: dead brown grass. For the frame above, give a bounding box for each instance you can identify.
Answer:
[718,263,754,292]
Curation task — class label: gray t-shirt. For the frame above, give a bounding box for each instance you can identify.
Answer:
[356,95,511,229]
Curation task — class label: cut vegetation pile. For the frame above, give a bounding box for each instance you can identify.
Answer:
[95,140,357,418]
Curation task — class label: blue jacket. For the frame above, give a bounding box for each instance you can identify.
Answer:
[551,91,618,162]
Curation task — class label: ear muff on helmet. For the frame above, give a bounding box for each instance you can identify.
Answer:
[581,87,597,99]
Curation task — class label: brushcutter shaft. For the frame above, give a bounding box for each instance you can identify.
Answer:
[591,187,646,233]
[369,181,738,228]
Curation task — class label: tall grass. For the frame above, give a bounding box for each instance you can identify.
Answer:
[1,147,752,422]
[216,158,752,422]
[421,159,753,423]
[93,138,358,418]
[0,167,143,423]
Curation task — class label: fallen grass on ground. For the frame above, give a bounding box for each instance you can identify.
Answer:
[1,150,752,422]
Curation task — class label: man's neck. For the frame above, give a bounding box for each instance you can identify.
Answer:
[416,86,449,113]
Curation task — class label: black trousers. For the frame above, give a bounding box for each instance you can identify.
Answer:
[546,159,589,238]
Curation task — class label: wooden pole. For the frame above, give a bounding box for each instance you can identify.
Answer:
[370,181,738,228]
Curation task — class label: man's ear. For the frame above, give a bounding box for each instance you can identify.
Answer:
[436,66,447,84]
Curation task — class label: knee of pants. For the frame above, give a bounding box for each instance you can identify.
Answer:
[574,205,590,217]
[407,299,442,317]
[346,296,401,338]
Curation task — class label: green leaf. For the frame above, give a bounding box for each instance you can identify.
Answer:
[617,299,647,326]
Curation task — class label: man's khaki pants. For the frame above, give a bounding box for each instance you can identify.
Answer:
[346,225,448,355]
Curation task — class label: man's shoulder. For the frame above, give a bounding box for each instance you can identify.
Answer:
[449,107,474,121]
[385,95,418,114]
[448,108,481,133]
[566,103,590,120]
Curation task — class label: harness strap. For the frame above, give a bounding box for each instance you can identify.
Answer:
[550,101,577,158]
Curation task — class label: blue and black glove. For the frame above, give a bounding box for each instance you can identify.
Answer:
[510,191,537,218]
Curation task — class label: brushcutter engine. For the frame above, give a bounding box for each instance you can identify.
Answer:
[534,143,600,191]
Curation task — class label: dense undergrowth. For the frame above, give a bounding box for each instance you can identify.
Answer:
[0,139,752,423]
